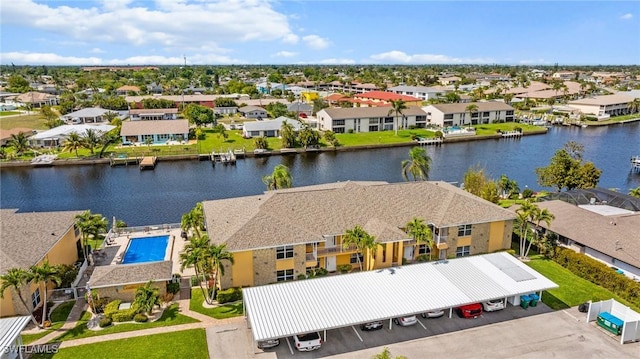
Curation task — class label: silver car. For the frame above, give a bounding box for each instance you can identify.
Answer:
[257,339,280,349]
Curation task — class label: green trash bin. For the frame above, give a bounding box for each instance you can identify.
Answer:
[530,294,539,307]
[520,295,530,309]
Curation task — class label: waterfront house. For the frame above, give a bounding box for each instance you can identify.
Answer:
[352,91,423,107]
[120,120,189,145]
[287,102,313,117]
[14,91,59,108]
[239,106,268,119]
[128,108,178,121]
[0,209,83,318]
[242,116,302,138]
[201,181,516,289]
[387,85,443,101]
[213,106,238,115]
[422,102,515,127]
[316,106,427,133]
[61,107,114,124]
[0,128,33,146]
[567,94,635,119]
[115,85,141,96]
[29,124,115,148]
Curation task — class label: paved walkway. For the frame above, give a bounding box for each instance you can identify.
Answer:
[30,298,243,350]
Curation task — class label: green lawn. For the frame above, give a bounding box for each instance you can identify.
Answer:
[584,114,640,126]
[334,129,435,146]
[526,258,639,311]
[0,113,47,130]
[33,328,208,359]
[53,303,198,342]
[472,123,546,136]
[0,111,21,116]
[189,289,244,319]
[21,301,76,345]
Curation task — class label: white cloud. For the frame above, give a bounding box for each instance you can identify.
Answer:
[0,52,245,65]
[90,48,106,54]
[620,13,633,20]
[1,0,300,49]
[316,58,356,65]
[369,50,494,64]
[303,35,330,50]
[518,58,549,65]
[272,51,298,58]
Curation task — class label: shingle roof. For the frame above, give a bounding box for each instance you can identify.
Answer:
[239,106,266,112]
[0,209,83,273]
[89,261,173,288]
[128,108,178,115]
[202,181,516,251]
[63,107,111,118]
[388,85,441,93]
[319,106,426,120]
[30,124,115,140]
[120,120,189,136]
[243,117,302,132]
[568,94,635,106]
[15,92,56,103]
[427,102,514,114]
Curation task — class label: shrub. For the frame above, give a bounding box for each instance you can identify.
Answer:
[347,129,354,134]
[337,264,352,274]
[98,317,112,328]
[134,313,148,323]
[216,287,242,304]
[103,300,122,319]
[190,276,201,287]
[57,264,79,288]
[506,249,516,256]
[416,254,429,262]
[315,268,328,276]
[111,308,137,322]
[92,297,111,314]
[167,282,180,294]
[522,188,534,199]
[514,126,522,133]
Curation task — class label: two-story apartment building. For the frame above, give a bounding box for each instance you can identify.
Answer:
[1,209,83,318]
[422,102,515,127]
[352,91,423,107]
[567,94,635,119]
[201,181,516,289]
[316,106,428,133]
[128,108,178,121]
[387,85,443,101]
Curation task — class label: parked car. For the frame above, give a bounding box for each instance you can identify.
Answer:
[393,315,418,326]
[361,321,383,331]
[421,309,445,318]
[482,299,505,312]
[293,332,322,352]
[457,303,483,318]
[257,339,280,349]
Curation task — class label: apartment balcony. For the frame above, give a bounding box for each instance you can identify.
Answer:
[305,252,318,267]
[316,244,358,257]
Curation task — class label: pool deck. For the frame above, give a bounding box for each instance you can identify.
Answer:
[94,226,195,277]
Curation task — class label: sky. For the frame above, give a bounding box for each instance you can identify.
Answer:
[0,0,638,66]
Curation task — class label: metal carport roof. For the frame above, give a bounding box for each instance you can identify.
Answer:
[243,252,558,341]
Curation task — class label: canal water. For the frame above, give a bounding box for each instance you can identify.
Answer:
[1,123,638,226]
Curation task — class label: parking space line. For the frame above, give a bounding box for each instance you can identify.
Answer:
[417,318,427,330]
[351,326,364,342]
[285,337,294,355]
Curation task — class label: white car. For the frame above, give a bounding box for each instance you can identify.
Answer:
[393,315,418,326]
[482,299,505,312]
[421,309,445,318]
[293,332,322,352]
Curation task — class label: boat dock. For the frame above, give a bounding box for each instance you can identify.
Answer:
[212,150,236,166]
[416,138,443,146]
[501,131,523,138]
[110,155,139,167]
[139,156,157,170]
[632,156,640,173]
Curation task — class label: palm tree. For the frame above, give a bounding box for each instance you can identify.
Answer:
[465,104,478,126]
[205,243,234,299]
[0,268,39,326]
[75,210,108,259]
[134,281,160,315]
[81,129,101,155]
[7,132,30,155]
[388,99,407,136]
[280,120,296,148]
[372,347,407,359]
[180,235,210,303]
[342,225,377,271]
[515,201,536,258]
[629,187,640,199]
[401,147,431,181]
[181,202,204,239]
[405,217,434,260]
[262,164,293,190]
[628,98,640,114]
[523,207,555,258]
[29,261,61,327]
[62,131,83,157]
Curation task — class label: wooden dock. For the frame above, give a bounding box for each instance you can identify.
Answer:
[212,150,236,166]
[139,156,157,170]
[416,138,443,146]
[110,155,139,167]
[501,131,523,138]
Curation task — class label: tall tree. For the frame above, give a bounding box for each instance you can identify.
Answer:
[298,125,320,149]
[81,129,101,155]
[465,104,479,126]
[401,147,431,181]
[405,217,434,260]
[179,235,210,303]
[62,132,83,157]
[7,132,30,155]
[523,207,555,258]
[342,225,378,271]
[181,202,204,239]
[134,281,160,315]
[262,164,293,190]
[205,243,234,299]
[388,99,407,135]
[535,143,601,191]
[74,210,108,259]
[29,261,61,327]
[0,268,39,326]
[280,120,297,148]
[515,201,537,258]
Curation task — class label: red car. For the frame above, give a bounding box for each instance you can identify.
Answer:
[457,303,483,318]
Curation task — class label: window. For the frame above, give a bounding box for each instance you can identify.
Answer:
[444,114,454,120]
[332,119,345,126]
[384,117,394,123]
[482,112,490,117]
[456,245,470,257]
[416,115,426,122]
[31,288,41,308]
[369,125,379,132]
[276,245,294,260]
[506,110,514,116]
[276,269,294,281]
[457,224,472,236]
[417,244,431,255]
[74,225,80,237]
[350,253,363,264]
[333,127,345,133]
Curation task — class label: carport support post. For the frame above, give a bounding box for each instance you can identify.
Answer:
[449,307,452,318]
[389,318,393,330]
[324,330,327,343]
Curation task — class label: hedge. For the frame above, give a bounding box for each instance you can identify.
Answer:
[111,308,138,322]
[134,313,148,323]
[98,317,112,328]
[216,287,242,304]
[553,247,640,308]
[104,300,122,319]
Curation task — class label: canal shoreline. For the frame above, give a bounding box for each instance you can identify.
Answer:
[0,130,549,168]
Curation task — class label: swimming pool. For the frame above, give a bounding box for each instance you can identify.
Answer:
[122,235,169,264]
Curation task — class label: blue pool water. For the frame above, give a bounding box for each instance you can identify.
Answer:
[122,235,169,264]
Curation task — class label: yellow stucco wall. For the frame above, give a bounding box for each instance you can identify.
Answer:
[457,236,472,247]
[373,243,393,269]
[275,258,295,271]
[336,254,351,266]
[42,227,80,266]
[231,251,254,287]
[488,221,506,252]
[0,289,16,317]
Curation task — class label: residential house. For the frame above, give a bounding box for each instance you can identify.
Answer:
[213,107,238,115]
[126,95,217,109]
[201,181,516,289]
[387,85,443,101]
[316,106,427,133]
[14,91,58,108]
[0,128,32,146]
[287,102,313,117]
[0,209,83,318]
[29,124,115,148]
[239,106,268,119]
[552,71,577,80]
[116,85,141,96]
[422,102,515,127]
[62,107,113,124]
[88,261,172,302]
[242,116,302,138]
[129,108,178,121]
[567,94,635,119]
[352,91,422,107]
[120,120,189,144]
[439,76,461,86]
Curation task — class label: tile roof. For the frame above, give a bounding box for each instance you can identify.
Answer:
[89,261,173,288]
[116,85,141,92]
[202,181,516,251]
[319,106,426,120]
[387,85,441,93]
[0,209,83,273]
[15,92,57,103]
[355,91,421,102]
[239,106,267,112]
[243,117,302,132]
[426,102,514,114]
[128,108,178,115]
[120,120,189,136]
[0,128,33,141]
[568,94,635,106]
